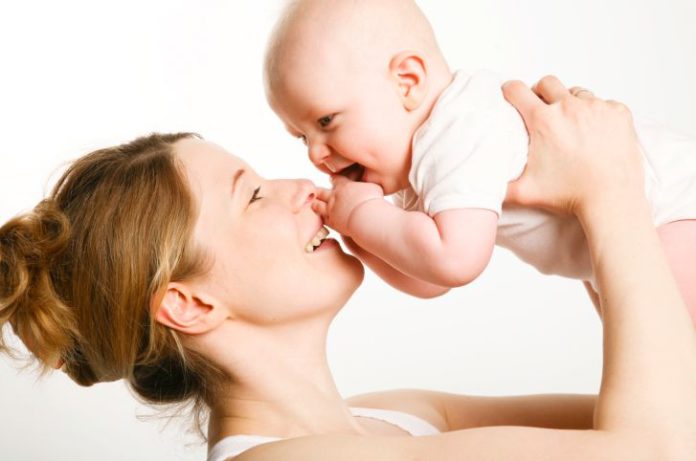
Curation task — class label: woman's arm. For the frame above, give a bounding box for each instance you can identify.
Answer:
[437,393,595,431]
[503,76,696,439]
[346,389,594,431]
[238,426,647,461]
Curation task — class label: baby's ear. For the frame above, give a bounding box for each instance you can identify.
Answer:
[389,51,428,111]
[153,282,228,335]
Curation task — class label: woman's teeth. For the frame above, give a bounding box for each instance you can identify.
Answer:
[305,226,330,253]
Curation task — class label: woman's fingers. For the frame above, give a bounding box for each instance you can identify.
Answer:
[532,75,570,103]
[502,80,544,127]
[505,168,535,208]
[569,86,596,100]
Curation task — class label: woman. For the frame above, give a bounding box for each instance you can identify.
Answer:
[0,77,694,460]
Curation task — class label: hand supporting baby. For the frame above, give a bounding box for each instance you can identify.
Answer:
[503,75,644,217]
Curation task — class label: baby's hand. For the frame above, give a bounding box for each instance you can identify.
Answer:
[312,175,384,236]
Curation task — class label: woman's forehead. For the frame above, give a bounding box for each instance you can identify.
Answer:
[175,139,251,176]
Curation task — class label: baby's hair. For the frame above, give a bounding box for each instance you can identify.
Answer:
[264,0,447,87]
[0,132,221,434]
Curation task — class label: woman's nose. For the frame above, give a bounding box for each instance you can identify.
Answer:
[278,179,316,212]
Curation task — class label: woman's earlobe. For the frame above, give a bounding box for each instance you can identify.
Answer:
[389,51,428,111]
[154,283,227,335]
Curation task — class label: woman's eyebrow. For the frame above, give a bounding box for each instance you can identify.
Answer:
[231,168,246,196]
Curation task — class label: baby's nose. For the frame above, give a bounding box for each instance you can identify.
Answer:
[308,141,330,167]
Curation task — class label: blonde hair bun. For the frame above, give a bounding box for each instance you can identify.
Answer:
[0,198,77,368]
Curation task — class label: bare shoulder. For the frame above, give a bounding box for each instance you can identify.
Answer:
[234,433,417,461]
[231,390,449,461]
[345,388,449,431]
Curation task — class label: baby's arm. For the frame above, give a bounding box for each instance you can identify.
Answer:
[341,236,450,298]
[349,200,497,287]
[315,176,497,287]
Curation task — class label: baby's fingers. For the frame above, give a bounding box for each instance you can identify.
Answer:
[315,187,333,202]
[312,198,328,218]
[330,173,352,187]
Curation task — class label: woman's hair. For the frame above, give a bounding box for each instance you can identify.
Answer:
[0,132,221,430]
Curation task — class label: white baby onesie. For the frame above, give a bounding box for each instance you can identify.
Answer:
[396,70,696,283]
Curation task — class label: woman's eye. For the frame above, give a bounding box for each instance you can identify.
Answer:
[249,186,263,204]
[318,114,334,128]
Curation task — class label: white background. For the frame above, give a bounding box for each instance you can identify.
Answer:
[1,1,694,460]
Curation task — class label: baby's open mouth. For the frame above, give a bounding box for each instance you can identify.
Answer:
[337,163,365,181]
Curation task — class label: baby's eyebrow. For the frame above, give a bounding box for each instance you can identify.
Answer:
[231,168,246,196]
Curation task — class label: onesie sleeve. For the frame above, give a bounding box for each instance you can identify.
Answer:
[409,70,529,217]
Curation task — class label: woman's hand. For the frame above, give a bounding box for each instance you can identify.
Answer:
[503,75,645,218]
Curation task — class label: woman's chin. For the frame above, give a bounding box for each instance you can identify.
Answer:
[325,238,365,278]
[336,255,365,302]
[310,237,365,303]
[343,249,366,284]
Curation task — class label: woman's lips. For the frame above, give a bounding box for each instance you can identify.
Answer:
[314,238,338,252]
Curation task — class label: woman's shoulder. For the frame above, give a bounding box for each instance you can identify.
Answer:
[230,390,449,461]
[229,390,451,461]
[345,388,449,432]
[233,431,418,461]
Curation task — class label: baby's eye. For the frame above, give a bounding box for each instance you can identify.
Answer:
[297,134,307,146]
[317,114,334,128]
[249,186,263,204]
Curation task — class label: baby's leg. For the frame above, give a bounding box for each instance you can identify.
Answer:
[657,219,696,326]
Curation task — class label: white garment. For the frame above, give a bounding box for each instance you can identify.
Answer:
[397,69,696,282]
[207,407,440,461]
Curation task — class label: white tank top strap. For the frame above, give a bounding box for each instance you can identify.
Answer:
[207,434,281,461]
[207,407,440,460]
[349,406,440,436]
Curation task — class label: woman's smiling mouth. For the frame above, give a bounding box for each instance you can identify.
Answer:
[305,226,330,253]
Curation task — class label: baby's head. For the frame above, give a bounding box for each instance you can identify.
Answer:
[264,0,452,194]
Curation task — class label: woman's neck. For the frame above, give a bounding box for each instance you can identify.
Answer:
[205,319,365,446]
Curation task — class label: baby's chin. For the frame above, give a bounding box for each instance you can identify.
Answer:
[374,177,407,196]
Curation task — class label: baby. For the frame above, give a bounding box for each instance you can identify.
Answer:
[263,0,696,319]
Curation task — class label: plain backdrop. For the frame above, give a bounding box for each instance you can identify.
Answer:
[1,1,695,460]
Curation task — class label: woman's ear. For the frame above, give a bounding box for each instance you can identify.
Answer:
[154,282,228,335]
[389,51,428,111]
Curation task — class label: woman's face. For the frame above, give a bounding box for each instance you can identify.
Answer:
[175,138,364,325]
